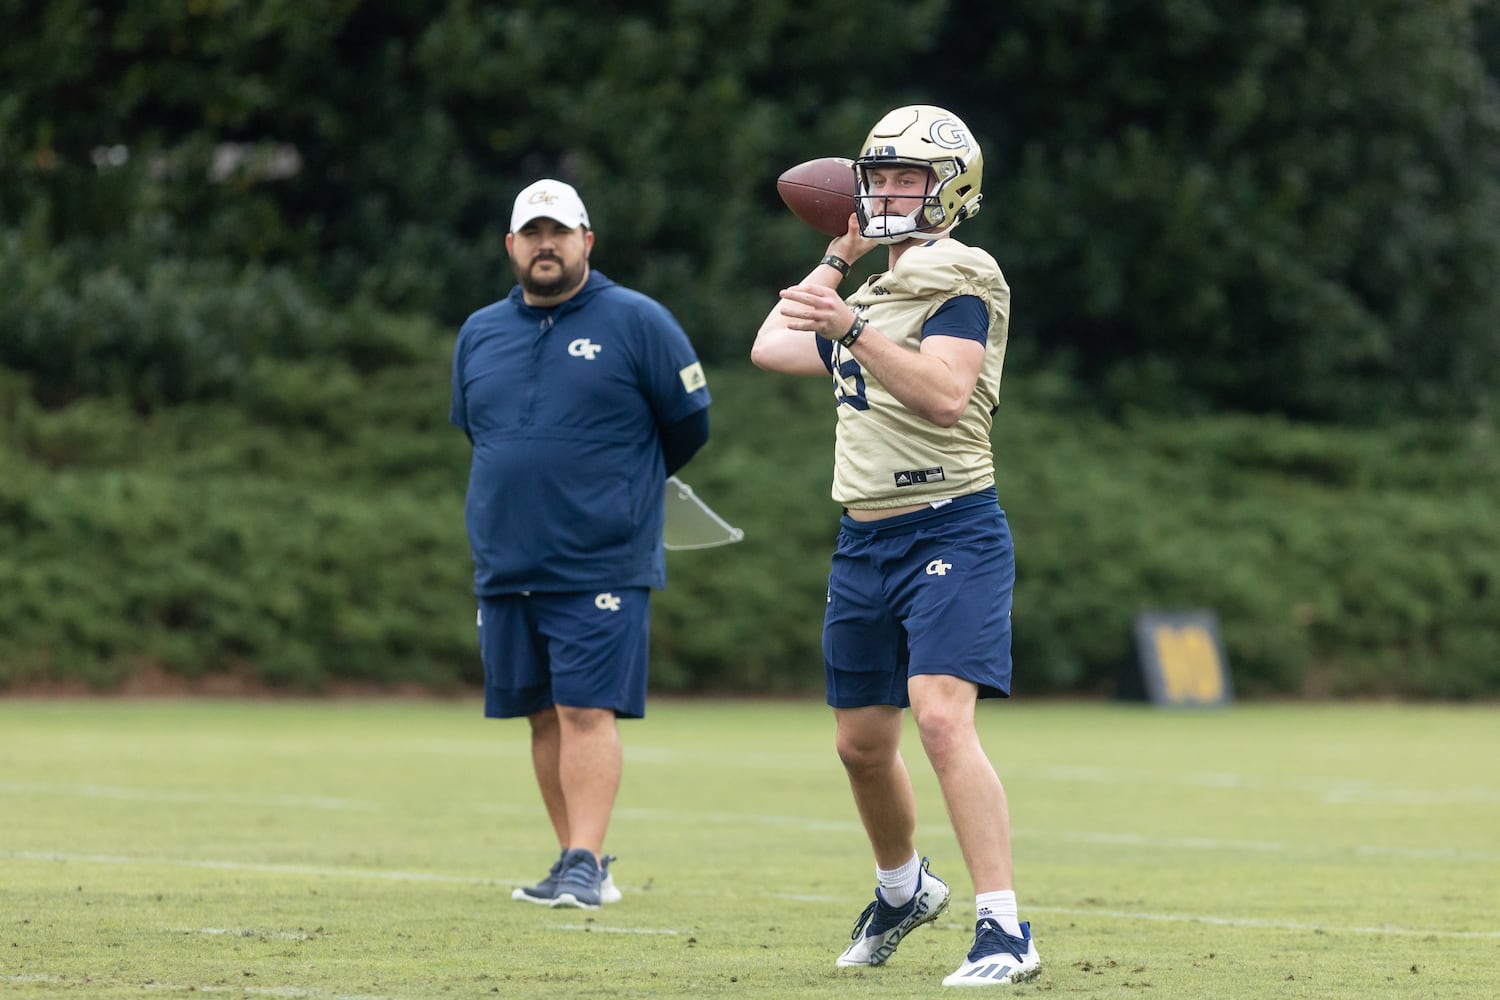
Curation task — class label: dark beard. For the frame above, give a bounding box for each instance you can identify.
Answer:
[515,255,586,298]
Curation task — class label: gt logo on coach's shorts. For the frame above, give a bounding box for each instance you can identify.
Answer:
[925,559,952,576]
[594,592,622,612]
[568,338,602,360]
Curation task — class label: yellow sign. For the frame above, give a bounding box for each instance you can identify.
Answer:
[1130,611,1232,707]
[1152,623,1227,702]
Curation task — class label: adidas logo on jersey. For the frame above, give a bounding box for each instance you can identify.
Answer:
[892,466,946,488]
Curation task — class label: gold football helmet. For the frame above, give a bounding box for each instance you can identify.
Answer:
[853,105,983,244]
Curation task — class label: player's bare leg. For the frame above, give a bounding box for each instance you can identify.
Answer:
[907,673,1012,891]
[910,673,1041,985]
[834,705,916,867]
[833,703,951,967]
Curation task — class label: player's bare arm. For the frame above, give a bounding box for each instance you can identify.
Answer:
[750,284,831,376]
[751,215,873,376]
[795,297,983,427]
[773,276,986,428]
[763,284,984,426]
[848,328,985,428]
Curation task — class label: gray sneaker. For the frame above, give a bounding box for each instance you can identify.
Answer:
[836,858,951,966]
[550,848,604,909]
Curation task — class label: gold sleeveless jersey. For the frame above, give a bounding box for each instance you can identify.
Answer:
[830,238,1009,509]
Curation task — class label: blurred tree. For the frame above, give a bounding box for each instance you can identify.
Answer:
[939,0,1500,420]
[2,0,1498,420]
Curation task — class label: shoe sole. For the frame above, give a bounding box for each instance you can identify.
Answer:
[513,873,621,905]
[942,960,1042,987]
[512,889,620,905]
[549,892,600,910]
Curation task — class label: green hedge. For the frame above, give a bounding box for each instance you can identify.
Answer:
[2,355,1497,699]
[5,2,1499,422]
[0,230,437,409]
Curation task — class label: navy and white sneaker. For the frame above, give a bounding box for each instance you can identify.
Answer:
[942,919,1041,987]
[836,858,951,966]
[511,851,566,905]
[549,848,604,909]
[512,852,622,905]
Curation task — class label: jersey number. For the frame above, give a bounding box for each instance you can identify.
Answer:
[834,355,869,410]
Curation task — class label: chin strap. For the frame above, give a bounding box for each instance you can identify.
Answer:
[861,211,958,245]
[861,212,921,244]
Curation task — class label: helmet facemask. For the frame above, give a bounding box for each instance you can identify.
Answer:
[854,158,973,244]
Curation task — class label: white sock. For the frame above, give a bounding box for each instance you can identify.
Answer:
[877,853,922,907]
[976,890,1023,938]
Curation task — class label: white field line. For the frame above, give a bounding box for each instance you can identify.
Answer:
[1051,830,1500,863]
[550,923,680,934]
[5,781,1499,864]
[2,974,391,999]
[1027,905,1500,939]
[0,780,378,811]
[182,923,678,937]
[12,758,1499,809]
[558,803,1500,864]
[1026,764,1500,805]
[186,926,315,940]
[5,849,1496,942]
[623,751,1500,806]
[5,850,491,884]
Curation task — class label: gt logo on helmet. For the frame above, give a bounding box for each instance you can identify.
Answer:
[929,118,971,150]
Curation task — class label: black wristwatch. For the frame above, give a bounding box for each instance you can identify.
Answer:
[839,316,867,348]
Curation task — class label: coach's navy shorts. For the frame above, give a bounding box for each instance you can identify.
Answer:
[477,589,651,719]
[823,489,1015,709]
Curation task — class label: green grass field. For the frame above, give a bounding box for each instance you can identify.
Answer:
[1,697,1496,998]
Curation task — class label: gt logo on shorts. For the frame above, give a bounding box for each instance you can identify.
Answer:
[925,559,952,576]
[594,592,622,612]
[568,338,602,360]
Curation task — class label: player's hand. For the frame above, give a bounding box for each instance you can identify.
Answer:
[826,213,875,265]
[777,283,855,341]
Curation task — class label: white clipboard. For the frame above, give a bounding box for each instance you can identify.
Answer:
[664,476,744,550]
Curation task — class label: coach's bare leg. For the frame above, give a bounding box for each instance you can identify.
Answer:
[527,707,569,847]
[835,705,919,868]
[908,674,1013,892]
[555,704,622,858]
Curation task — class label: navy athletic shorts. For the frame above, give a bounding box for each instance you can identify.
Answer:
[476,588,651,719]
[823,489,1015,709]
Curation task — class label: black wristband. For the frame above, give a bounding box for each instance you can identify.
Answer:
[839,315,867,348]
[820,254,851,277]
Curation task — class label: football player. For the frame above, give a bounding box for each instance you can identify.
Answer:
[752,105,1040,987]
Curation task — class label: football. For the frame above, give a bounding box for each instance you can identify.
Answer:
[777,157,858,237]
